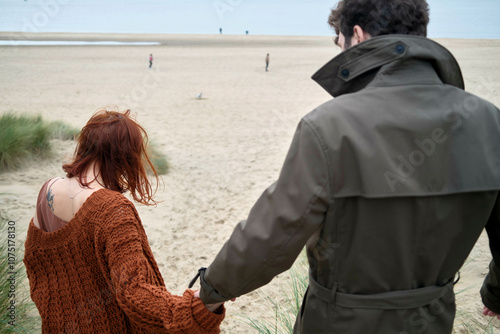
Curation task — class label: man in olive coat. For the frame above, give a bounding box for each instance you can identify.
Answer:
[192,0,500,332]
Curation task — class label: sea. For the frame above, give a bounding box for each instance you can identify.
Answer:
[0,0,499,43]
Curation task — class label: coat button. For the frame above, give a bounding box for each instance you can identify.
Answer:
[396,44,405,54]
[341,69,350,78]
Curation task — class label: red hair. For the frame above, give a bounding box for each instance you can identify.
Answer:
[63,109,159,205]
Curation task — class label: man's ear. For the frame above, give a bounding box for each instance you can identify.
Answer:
[352,25,371,45]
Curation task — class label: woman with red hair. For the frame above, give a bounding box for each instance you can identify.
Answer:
[24,109,224,333]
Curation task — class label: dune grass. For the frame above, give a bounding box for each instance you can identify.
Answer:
[0,212,41,333]
[0,112,169,175]
[46,120,79,140]
[239,251,308,334]
[0,113,52,171]
[241,252,495,334]
[0,113,78,172]
[454,311,494,334]
[147,143,169,175]
[454,286,495,334]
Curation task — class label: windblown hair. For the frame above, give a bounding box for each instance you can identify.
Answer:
[63,108,159,205]
[329,0,429,44]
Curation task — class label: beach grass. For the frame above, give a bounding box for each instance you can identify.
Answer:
[239,250,308,334]
[454,312,494,334]
[147,142,169,175]
[0,212,41,333]
[454,287,495,333]
[0,112,169,175]
[0,113,51,171]
[241,252,495,334]
[46,120,78,140]
[0,113,78,172]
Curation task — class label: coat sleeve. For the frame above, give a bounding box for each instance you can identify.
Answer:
[97,203,224,334]
[200,118,332,304]
[481,194,500,314]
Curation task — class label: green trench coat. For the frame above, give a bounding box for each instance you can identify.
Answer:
[197,35,500,333]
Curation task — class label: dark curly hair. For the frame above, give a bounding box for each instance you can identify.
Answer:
[329,0,429,46]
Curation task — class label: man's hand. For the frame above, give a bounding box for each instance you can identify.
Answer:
[194,290,224,312]
[483,306,500,319]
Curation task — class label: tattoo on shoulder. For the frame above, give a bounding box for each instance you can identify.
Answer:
[47,189,55,212]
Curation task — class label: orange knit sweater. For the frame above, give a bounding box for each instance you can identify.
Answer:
[24,188,224,333]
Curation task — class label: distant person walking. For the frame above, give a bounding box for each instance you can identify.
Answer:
[149,54,153,68]
[219,27,223,34]
[265,53,270,72]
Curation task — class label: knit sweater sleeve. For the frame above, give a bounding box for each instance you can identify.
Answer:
[96,201,224,333]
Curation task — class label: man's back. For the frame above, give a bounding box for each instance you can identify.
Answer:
[196,1,500,332]
[295,34,500,333]
[198,35,500,334]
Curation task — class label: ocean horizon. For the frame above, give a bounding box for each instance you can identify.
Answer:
[0,0,499,40]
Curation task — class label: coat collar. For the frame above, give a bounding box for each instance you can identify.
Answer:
[312,35,465,98]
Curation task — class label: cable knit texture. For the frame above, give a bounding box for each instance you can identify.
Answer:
[24,188,224,333]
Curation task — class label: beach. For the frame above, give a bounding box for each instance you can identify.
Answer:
[1,32,500,333]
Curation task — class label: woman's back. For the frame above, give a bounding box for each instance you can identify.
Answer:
[33,176,103,232]
[26,187,137,332]
[25,109,224,333]
[25,186,223,333]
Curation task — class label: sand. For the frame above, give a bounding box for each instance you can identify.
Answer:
[1,32,500,333]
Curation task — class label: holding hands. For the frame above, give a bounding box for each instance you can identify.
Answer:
[193,290,236,312]
[483,306,500,320]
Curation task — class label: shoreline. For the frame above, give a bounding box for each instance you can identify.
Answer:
[0,31,334,47]
[0,41,161,46]
[1,31,499,47]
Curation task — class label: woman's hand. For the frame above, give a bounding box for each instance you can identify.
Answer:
[483,306,500,319]
[194,290,224,312]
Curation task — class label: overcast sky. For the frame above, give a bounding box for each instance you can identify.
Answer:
[0,0,499,39]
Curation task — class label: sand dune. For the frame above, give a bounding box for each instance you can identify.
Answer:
[1,33,499,333]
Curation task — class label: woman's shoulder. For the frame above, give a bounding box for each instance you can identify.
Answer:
[89,188,135,208]
[35,177,65,208]
[89,190,143,237]
[38,177,63,192]
[87,189,139,220]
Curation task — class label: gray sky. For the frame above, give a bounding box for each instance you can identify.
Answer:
[0,0,499,38]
